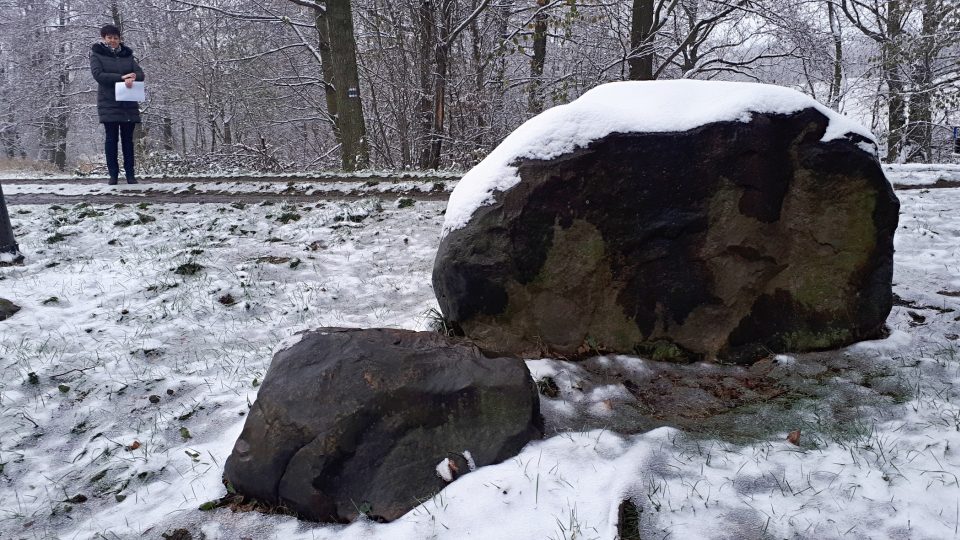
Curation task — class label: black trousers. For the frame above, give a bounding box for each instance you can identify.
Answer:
[103,122,137,180]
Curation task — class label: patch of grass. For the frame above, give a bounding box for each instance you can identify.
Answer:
[536,377,560,398]
[398,198,415,208]
[277,212,301,224]
[256,256,291,265]
[114,213,156,227]
[46,232,67,244]
[136,212,156,224]
[424,307,460,337]
[146,283,178,293]
[173,262,204,276]
[635,340,692,362]
[333,213,368,223]
[616,499,641,540]
[0,156,60,173]
[77,209,104,219]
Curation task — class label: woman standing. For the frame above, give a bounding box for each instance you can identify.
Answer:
[89,24,144,185]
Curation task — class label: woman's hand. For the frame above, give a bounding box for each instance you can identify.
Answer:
[122,73,136,88]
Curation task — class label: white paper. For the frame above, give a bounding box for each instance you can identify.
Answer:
[114,81,145,102]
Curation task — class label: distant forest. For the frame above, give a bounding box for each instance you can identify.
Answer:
[1,0,957,172]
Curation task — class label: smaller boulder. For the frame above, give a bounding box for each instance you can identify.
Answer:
[0,298,20,321]
[224,327,543,522]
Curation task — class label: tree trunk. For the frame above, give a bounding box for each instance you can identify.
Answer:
[529,0,548,113]
[629,0,655,80]
[427,32,449,169]
[45,0,69,170]
[905,0,937,162]
[209,110,219,152]
[417,0,437,169]
[162,115,174,151]
[883,0,906,162]
[223,114,233,146]
[111,1,123,33]
[469,9,487,148]
[43,86,68,170]
[827,1,843,109]
[50,107,67,170]
[314,13,340,133]
[325,0,370,170]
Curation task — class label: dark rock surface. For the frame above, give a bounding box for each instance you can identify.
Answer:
[0,298,20,321]
[223,327,542,523]
[433,108,900,363]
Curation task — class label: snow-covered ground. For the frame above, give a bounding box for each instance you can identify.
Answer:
[1,173,959,539]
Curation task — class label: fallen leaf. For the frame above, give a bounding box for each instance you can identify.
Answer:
[787,430,801,446]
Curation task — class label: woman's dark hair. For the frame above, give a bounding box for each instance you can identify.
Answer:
[100,24,121,38]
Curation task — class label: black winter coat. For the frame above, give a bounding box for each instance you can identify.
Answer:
[89,42,145,123]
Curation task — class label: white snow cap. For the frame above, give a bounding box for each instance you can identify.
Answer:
[435,458,455,482]
[442,80,876,235]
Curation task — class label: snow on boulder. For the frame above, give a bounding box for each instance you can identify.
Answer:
[433,80,899,363]
[223,327,543,523]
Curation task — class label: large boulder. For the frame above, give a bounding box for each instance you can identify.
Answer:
[433,80,899,364]
[223,327,543,522]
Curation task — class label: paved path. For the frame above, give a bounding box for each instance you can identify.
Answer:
[2,174,957,206]
[0,173,457,185]
[4,190,452,205]
[1,174,457,205]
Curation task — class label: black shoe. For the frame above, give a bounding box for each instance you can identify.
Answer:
[108,177,118,185]
[126,178,138,184]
